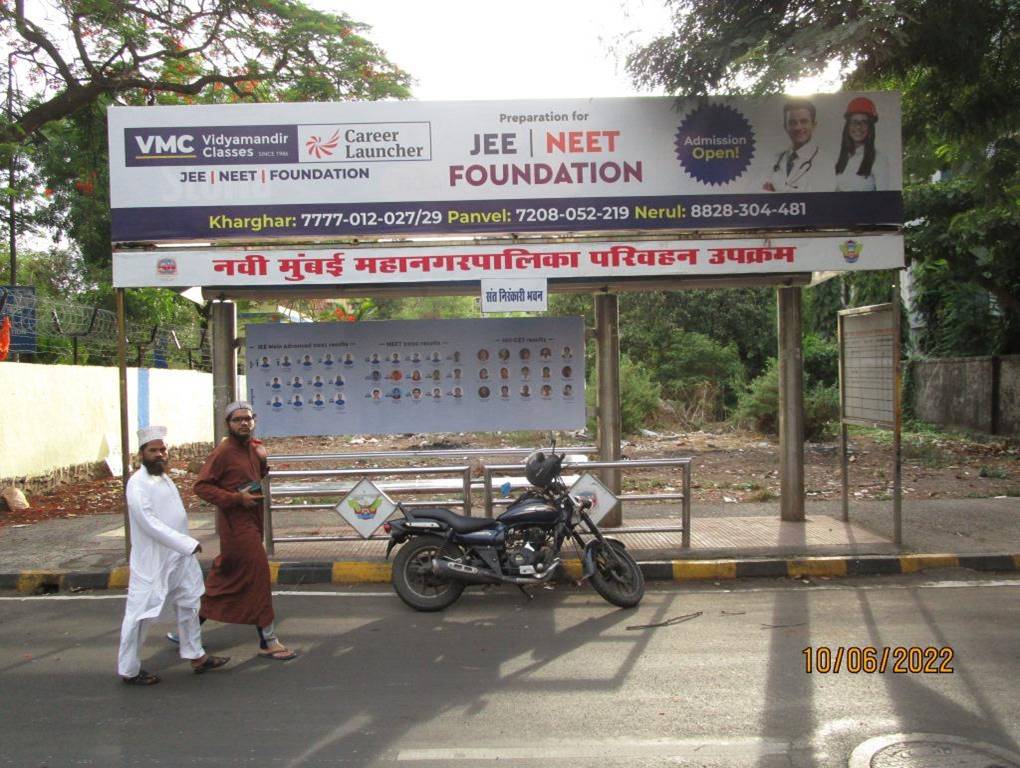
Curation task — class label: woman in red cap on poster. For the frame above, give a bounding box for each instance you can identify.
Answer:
[834,96,890,191]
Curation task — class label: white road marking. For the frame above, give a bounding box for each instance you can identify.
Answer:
[396,737,789,761]
[2,578,1020,601]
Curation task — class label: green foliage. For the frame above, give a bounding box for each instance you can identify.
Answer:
[587,354,662,435]
[802,332,838,388]
[733,358,839,440]
[645,329,746,420]
[372,296,479,320]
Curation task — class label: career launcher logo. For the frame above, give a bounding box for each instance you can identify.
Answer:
[305,129,341,159]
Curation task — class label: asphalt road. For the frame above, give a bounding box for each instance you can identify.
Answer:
[1,576,1019,767]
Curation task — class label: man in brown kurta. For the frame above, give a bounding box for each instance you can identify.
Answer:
[194,401,296,660]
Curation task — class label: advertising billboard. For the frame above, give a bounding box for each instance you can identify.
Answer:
[108,93,902,244]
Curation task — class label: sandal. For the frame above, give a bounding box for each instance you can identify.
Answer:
[258,645,297,661]
[191,655,230,674]
[122,670,160,686]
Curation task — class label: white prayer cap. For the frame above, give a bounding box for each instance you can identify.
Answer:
[224,400,253,419]
[137,425,168,448]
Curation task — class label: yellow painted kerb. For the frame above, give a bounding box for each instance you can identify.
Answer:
[673,560,738,581]
[107,566,131,589]
[332,562,391,583]
[16,570,57,593]
[787,558,848,578]
[899,554,959,573]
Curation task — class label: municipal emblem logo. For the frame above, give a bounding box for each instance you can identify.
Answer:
[840,240,863,263]
[156,257,178,277]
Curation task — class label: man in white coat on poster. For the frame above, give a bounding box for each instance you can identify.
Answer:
[117,425,229,685]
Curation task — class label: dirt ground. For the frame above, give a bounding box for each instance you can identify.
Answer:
[2,428,1017,528]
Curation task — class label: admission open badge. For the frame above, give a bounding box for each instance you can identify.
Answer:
[335,479,397,538]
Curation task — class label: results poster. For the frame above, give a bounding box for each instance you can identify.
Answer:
[246,317,585,437]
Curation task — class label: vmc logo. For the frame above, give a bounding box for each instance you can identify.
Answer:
[125,128,198,163]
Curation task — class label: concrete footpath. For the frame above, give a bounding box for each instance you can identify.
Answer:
[1,497,1018,593]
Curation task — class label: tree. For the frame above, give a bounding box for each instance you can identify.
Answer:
[0,0,411,145]
[627,0,1020,354]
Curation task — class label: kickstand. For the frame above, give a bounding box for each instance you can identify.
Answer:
[516,584,534,600]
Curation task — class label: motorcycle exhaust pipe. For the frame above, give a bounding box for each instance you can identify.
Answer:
[431,558,562,585]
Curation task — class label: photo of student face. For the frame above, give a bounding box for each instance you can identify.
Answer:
[521,366,530,380]
[540,347,552,360]
[333,374,345,387]
[412,387,422,401]
[452,351,461,363]
[322,353,335,366]
[369,352,380,364]
[260,356,271,367]
[500,385,510,398]
[498,348,510,361]
[500,367,510,379]
[430,351,441,363]
[291,375,303,388]
[333,391,346,406]
[453,368,462,380]
[280,355,292,367]
[292,394,304,407]
[390,352,401,363]
[269,376,282,389]
[370,369,381,382]
[562,346,572,359]
[343,352,354,365]
[312,375,324,388]
[541,384,552,397]
[479,367,488,380]
[542,366,551,379]
[410,352,422,363]
[371,388,382,400]
[270,395,283,408]
[312,393,325,407]
[477,349,489,362]
[431,369,441,381]
[390,369,403,381]
[301,354,313,367]
[519,348,531,361]
[563,384,574,397]
[411,369,422,381]
[562,366,573,378]
[391,387,402,400]
[431,387,442,399]
[478,386,490,399]
[452,386,463,398]
[520,384,531,398]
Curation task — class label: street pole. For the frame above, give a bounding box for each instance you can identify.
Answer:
[6,53,16,288]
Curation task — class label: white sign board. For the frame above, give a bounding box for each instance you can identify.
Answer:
[335,479,397,538]
[481,278,548,313]
[246,317,585,437]
[107,93,903,243]
[113,234,903,288]
[840,304,897,427]
[568,473,620,527]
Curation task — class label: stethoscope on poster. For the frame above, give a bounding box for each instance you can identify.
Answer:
[772,145,818,189]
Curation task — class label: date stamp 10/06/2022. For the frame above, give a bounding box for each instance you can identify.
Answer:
[803,646,955,674]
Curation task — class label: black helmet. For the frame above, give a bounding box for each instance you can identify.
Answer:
[524,450,561,489]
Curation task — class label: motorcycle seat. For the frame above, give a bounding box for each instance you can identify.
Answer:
[409,507,497,533]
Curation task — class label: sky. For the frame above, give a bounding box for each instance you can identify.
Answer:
[309,0,675,100]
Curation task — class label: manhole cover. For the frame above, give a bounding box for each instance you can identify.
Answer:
[849,733,1020,768]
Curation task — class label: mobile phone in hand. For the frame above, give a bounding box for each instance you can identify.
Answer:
[237,480,262,494]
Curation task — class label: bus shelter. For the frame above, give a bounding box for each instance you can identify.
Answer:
[109,93,905,530]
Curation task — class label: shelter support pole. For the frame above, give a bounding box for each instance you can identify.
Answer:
[893,271,903,547]
[116,288,131,558]
[777,286,805,522]
[211,301,238,443]
[595,292,622,526]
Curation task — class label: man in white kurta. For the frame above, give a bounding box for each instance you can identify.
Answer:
[117,426,227,684]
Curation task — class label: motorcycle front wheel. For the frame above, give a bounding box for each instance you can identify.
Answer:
[589,540,645,608]
[392,535,466,612]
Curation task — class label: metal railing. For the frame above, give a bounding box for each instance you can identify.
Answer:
[262,447,691,553]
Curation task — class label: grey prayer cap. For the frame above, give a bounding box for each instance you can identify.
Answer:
[224,401,254,419]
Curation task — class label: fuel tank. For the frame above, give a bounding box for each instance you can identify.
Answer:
[498,497,560,526]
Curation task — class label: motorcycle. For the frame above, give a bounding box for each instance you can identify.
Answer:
[383,443,644,611]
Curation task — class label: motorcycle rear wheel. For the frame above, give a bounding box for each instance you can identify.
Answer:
[392,535,466,612]
[589,540,645,608]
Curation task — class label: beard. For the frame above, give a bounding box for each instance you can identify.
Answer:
[228,427,251,443]
[142,458,167,475]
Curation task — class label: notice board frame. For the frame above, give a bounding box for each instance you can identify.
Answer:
[837,281,902,545]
